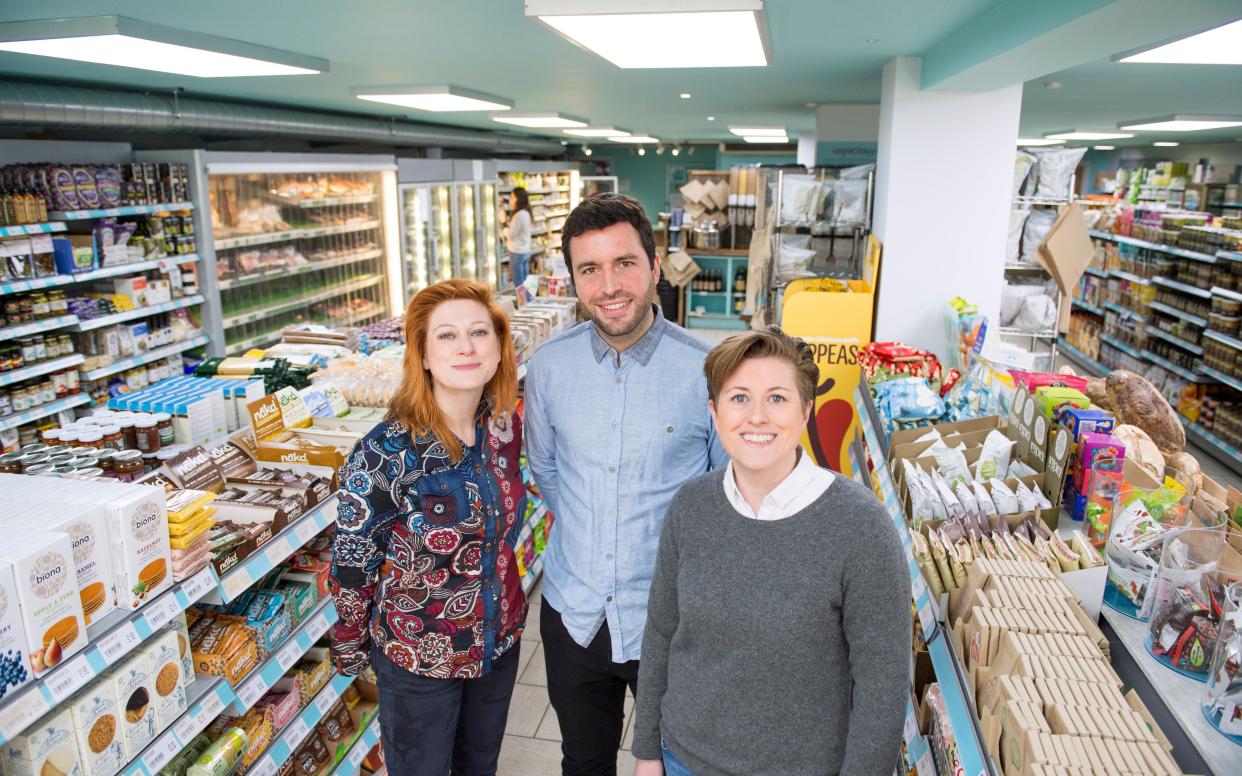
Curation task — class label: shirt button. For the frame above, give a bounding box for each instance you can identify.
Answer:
[475,466,481,474]
[615,376,622,384]
[607,596,613,602]
[611,420,619,429]
[607,553,613,560]
[608,510,615,517]
[608,466,616,473]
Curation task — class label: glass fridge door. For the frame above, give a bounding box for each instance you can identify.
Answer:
[401,184,431,301]
[456,183,478,279]
[479,182,500,289]
[430,183,454,283]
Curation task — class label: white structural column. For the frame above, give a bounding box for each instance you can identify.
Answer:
[872,57,1021,356]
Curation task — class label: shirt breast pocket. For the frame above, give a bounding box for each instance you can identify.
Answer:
[413,471,484,537]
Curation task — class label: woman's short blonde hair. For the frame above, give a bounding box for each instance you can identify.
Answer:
[703,325,819,405]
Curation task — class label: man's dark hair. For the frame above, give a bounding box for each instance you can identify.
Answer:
[560,193,656,273]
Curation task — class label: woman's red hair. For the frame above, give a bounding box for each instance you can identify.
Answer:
[386,279,517,463]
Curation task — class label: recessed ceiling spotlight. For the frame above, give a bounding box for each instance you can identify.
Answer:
[583,145,593,156]
[491,112,589,128]
[671,146,680,156]
[1153,141,1180,147]
[864,38,879,43]
[706,116,716,121]
[1117,19,1242,65]
[637,147,646,156]
[805,102,817,108]
[528,0,772,68]
[353,85,513,112]
[1093,145,1116,151]
[1119,114,1242,131]
[680,93,692,99]
[0,15,326,77]
[1043,81,1063,90]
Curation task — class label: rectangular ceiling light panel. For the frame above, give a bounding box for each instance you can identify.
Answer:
[528,0,770,68]
[729,126,785,136]
[354,85,512,112]
[0,16,326,77]
[491,112,588,128]
[742,136,789,144]
[610,135,659,143]
[1044,131,1134,141]
[1119,115,1242,131]
[1117,19,1242,65]
[1016,138,1065,146]
[564,127,632,137]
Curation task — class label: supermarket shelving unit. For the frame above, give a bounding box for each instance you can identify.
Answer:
[851,380,996,776]
[497,162,582,283]
[0,140,211,444]
[1062,228,1242,476]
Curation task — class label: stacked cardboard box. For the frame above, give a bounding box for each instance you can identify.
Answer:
[949,559,1180,775]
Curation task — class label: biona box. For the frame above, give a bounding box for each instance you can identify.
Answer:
[162,615,195,691]
[5,706,83,776]
[0,532,86,676]
[0,561,33,701]
[0,476,171,611]
[4,501,116,626]
[108,653,156,760]
[141,629,186,731]
[67,682,124,776]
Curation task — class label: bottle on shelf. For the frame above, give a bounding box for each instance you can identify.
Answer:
[735,267,746,294]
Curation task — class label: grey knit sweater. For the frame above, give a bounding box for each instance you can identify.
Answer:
[631,470,913,776]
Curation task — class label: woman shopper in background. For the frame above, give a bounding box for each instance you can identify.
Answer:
[631,326,912,776]
[329,279,528,776]
[504,186,533,288]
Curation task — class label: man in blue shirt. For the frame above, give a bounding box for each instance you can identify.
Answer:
[524,194,727,775]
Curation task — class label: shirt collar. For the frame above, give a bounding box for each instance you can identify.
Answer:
[724,448,822,512]
[589,304,666,366]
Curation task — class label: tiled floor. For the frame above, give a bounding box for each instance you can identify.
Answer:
[499,577,638,776]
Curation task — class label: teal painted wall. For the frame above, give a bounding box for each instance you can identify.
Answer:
[594,147,721,220]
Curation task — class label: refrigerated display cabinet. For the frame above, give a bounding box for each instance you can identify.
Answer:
[580,175,618,199]
[143,151,402,355]
[397,160,501,302]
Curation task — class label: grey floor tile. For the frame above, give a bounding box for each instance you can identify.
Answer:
[519,642,548,686]
[535,703,562,741]
[524,601,542,644]
[497,735,563,775]
[505,683,551,738]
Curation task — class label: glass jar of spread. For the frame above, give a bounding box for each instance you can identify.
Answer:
[72,467,104,478]
[18,443,48,455]
[92,449,117,473]
[112,450,143,482]
[0,451,25,473]
[40,428,62,444]
[77,430,103,449]
[18,452,49,469]
[47,454,77,467]
[134,416,160,453]
[42,445,71,456]
[98,425,122,450]
[141,451,159,473]
[22,463,56,476]
[152,412,174,446]
[114,417,137,450]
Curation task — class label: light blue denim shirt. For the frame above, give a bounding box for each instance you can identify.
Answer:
[524,309,727,662]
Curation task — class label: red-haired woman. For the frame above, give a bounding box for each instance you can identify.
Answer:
[329,279,527,776]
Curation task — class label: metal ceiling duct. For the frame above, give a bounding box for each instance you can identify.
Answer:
[0,79,564,154]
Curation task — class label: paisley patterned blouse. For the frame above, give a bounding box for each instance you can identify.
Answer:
[329,406,528,678]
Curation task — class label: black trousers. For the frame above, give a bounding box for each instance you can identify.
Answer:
[540,598,640,776]
[372,642,521,776]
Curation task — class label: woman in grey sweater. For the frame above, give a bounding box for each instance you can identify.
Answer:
[632,327,912,776]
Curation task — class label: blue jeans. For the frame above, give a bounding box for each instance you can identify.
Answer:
[662,741,695,776]
[510,252,531,288]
